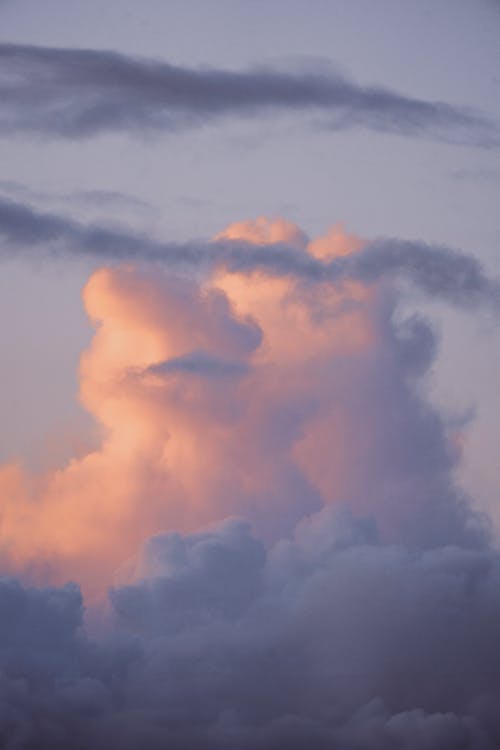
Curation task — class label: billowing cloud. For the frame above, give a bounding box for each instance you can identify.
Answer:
[0,217,499,747]
[0,42,497,146]
[0,217,490,591]
[1,514,500,748]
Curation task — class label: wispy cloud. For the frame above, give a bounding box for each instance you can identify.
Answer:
[0,43,497,146]
[0,179,154,214]
[449,167,500,183]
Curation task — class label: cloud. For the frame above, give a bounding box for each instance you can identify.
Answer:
[0,180,152,212]
[0,217,490,599]
[1,197,499,312]
[0,217,498,747]
[0,514,500,748]
[449,167,500,183]
[146,350,250,379]
[0,43,497,146]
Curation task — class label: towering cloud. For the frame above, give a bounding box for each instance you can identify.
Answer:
[0,218,499,748]
[0,217,488,591]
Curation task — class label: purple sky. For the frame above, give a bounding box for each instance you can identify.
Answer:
[1,2,500,748]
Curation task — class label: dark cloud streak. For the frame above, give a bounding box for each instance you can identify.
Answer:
[147,350,250,379]
[0,42,497,145]
[1,196,498,311]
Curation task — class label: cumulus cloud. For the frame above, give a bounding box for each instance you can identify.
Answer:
[0,217,499,747]
[0,43,498,145]
[1,514,500,748]
[0,218,490,592]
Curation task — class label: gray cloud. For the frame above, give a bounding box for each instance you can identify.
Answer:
[147,350,250,380]
[0,43,497,146]
[1,513,500,749]
[0,180,156,223]
[1,196,499,311]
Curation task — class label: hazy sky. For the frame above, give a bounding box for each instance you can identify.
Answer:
[1,3,500,747]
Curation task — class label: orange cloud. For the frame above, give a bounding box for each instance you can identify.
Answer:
[1,218,436,598]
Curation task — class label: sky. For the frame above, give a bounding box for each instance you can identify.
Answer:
[1,1,500,748]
